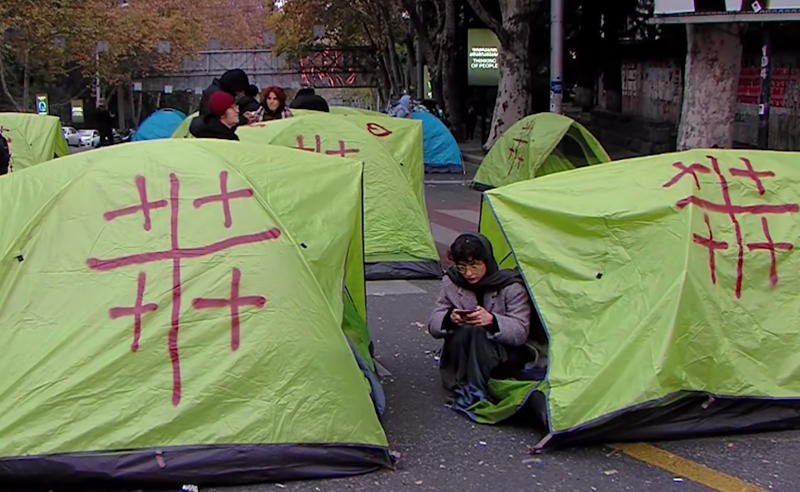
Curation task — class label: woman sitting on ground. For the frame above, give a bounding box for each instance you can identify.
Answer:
[427,233,532,399]
[261,86,293,121]
[189,92,240,141]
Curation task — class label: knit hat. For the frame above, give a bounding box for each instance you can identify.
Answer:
[209,91,235,117]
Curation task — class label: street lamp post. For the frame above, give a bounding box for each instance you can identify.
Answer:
[550,0,564,113]
[95,40,109,107]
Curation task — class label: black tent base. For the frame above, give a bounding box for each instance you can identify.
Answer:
[471,182,493,192]
[529,392,800,450]
[0,443,392,487]
[365,260,442,280]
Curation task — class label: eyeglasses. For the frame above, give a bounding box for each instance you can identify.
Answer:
[455,261,484,274]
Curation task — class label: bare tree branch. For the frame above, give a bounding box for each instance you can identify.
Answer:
[0,53,21,111]
[465,0,505,42]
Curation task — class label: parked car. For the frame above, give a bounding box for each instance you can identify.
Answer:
[78,129,100,148]
[62,126,81,147]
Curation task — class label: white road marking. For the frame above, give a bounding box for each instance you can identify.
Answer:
[430,222,462,246]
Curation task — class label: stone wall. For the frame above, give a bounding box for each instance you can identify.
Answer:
[613,51,800,151]
[570,109,677,157]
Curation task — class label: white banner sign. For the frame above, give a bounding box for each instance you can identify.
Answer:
[655,0,800,14]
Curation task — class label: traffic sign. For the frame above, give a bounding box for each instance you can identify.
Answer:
[36,94,48,115]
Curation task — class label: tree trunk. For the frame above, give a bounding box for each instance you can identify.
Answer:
[406,35,415,93]
[0,54,21,111]
[376,56,392,104]
[467,0,540,149]
[677,24,743,150]
[117,85,126,129]
[602,1,625,112]
[576,1,602,110]
[440,0,464,140]
[486,33,532,149]
[22,49,30,112]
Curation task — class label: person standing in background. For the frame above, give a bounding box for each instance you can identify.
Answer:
[95,99,114,147]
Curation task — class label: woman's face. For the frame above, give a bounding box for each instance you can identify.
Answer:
[455,260,487,284]
[266,92,281,111]
[221,105,240,127]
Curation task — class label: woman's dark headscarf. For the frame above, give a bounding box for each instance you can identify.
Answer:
[446,233,523,292]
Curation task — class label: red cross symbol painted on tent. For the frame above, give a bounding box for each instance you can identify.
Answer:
[671,155,799,299]
[89,172,281,407]
[296,135,322,153]
[192,268,266,351]
[747,217,793,287]
[662,162,711,190]
[296,135,359,157]
[729,157,775,195]
[104,175,168,231]
[193,170,254,228]
[506,138,528,176]
[109,271,158,352]
[692,214,729,285]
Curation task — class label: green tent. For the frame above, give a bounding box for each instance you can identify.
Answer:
[0,113,69,171]
[473,113,611,190]
[474,149,800,448]
[0,139,389,484]
[173,110,426,211]
[176,113,439,279]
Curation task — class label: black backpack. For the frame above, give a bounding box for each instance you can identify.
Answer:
[0,132,9,175]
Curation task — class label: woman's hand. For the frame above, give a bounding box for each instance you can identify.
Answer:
[465,306,494,327]
[449,309,466,326]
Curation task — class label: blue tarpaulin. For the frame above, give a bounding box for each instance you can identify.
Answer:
[412,112,463,174]
[132,109,187,142]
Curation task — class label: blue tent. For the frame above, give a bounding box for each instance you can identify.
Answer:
[412,112,463,174]
[132,109,187,142]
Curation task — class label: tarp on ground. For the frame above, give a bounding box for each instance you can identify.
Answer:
[0,139,389,485]
[474,149,800,448]
[412,111,463,174]
[132,109,187,141]
[0,113,69,172]
[473,113,610,190]
[175,112,438,280]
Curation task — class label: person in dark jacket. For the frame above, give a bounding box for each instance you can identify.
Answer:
[236,84,262,125]
[190,69,249,136]
[95,99,115,147]
[197,69,250,117]
[189,92,240,141]
[289,87,330,112]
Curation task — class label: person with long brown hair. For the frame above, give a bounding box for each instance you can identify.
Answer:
[261,86,293,121]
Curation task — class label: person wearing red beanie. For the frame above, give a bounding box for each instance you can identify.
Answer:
[189,91,240,141]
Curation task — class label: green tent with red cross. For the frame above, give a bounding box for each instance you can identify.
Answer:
[0,139,390,486]
[473,149,800,448]
[473,113,611,191]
